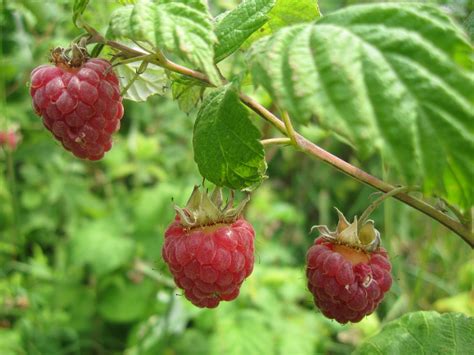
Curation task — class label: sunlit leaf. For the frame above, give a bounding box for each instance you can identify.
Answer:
[355,311,474,354]
[107,0,220,84]
[214,0,275,62]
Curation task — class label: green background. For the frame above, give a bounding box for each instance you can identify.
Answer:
[1,0,472,354]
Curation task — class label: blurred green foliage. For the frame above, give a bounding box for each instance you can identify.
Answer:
[1,0,472,354]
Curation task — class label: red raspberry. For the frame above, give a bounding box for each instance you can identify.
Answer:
[306,209,392,323]
[0,129,20,150]
[30,49,123,160]
[162,187,255,308]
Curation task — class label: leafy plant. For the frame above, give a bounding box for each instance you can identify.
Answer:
[1,0,473,353]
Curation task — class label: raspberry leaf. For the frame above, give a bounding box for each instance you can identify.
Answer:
[107,0,220,85]
[211,310,275,354]
[171,81,204,114]
[355,311,473,354]
[193,86,266,191]
[248,3,474,209]
[115,61,168,102]
[98,276,156,323]
[244,0,321,47]
[72,0,90,28]
[214,0,275,63]
[70,220,134,277]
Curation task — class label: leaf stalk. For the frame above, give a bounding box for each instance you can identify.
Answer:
[261,138,292,146]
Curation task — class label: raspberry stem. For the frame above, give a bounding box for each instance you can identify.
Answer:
[358,186,411,228]
[281,111,297,146]
[261,138,292,146]
[82,25,474,247]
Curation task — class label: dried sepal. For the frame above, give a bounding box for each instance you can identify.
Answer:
[311,208,381,252]
[175,186,250,228]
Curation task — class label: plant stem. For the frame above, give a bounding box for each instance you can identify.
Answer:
[358,186,411,226]
[134,260,175,288]
[281,111,297,145]
[88,31,474,247]
[261,138,292,146]
[240,93,287,135]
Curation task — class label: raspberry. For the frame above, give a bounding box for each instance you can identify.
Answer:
[0,129,20,150]
[30,48,123,160]
[306,209,392,323]
[162,187,255,308]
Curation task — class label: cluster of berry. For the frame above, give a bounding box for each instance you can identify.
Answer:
[161,187,392,324]
[30,56,392,324]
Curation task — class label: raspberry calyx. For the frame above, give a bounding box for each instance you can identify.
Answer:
[174,185,250,229]
[312,208,381,252]
[306,209,392,323]
[162,187,255,308]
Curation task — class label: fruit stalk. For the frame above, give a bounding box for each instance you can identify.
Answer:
[84,29,473,247]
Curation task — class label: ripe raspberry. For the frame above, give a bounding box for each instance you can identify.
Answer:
[162,187,255,308]
[30,47,123,160]
[0,129,20,150]
[306,209,392,324]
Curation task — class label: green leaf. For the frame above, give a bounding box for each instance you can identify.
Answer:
[0,329,21,355]
[434,293,474,315]
[277,314,319,355]
[354,311,474,354]
[244,0,321,46]
[193,86,266,190]
[107,0,220,84]
[211,310,274,355]
[98,276,156,323]
[72,0,90,27]
[248,3,474,208]
[171,80,204,113]
[115,61,168,102]
[70,219,134,276]
[214,0,275,63]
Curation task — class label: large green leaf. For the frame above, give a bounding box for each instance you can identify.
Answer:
[248,4,474,208]
[107,0,220,84]
[211,310,274,355]
[98,276,156,323]
[115,61,168,102]
[72,0,90,27]
[244,0,321,46]
[354,311,474,354]
[69,219,134,276]
[214,0,275,62]
[193,86,266,190]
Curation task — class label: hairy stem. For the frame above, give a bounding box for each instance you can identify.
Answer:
[87,32,473,247]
